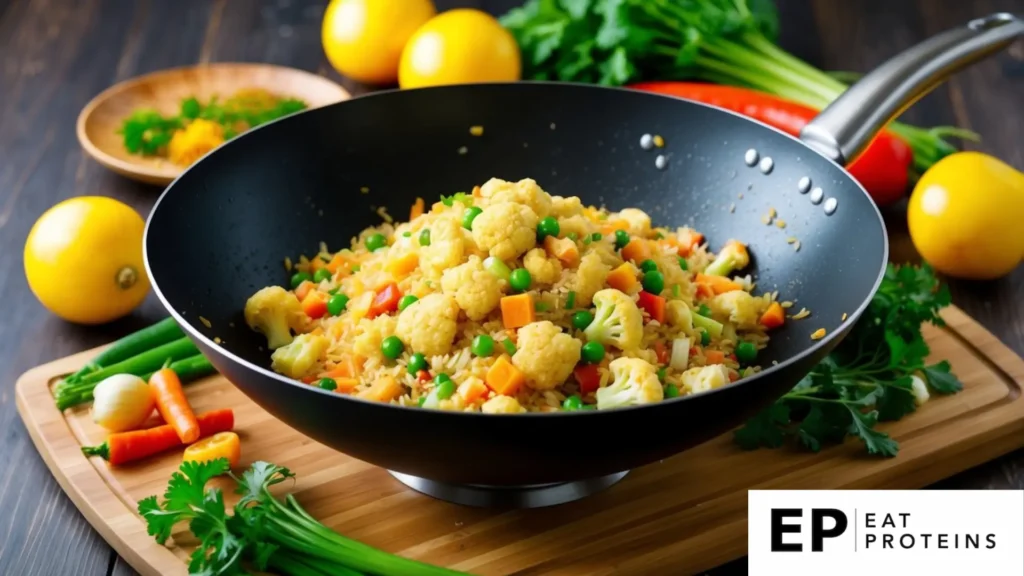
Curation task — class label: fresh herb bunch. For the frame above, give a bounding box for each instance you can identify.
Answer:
[139,459,465,576]
[734,264,963,457]
[500,0,974,175]
[118,91,306,156]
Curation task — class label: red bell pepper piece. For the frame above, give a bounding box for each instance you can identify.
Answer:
[367,282,401,318]
[574,364,601,395]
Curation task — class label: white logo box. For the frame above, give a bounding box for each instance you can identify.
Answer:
[748,490,1024,575]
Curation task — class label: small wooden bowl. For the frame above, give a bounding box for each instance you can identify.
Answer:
[77,63,350,186]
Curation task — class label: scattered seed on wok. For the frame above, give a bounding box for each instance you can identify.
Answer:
[214,337,223,345]
[791,308,811,320]
[199,316,212,329]
[550,122,557,130]
[469,126,484,136]
[781,301,794,309]
[841,312,848,322]
[655,155,667,170]
[458,146,468,155]
[786,237,797,244]
[640,134,654,149]
[793,240,802,252]
[284,257,292,271]
[652,134,665,148]
[761,214,772,225]
[360,187,369,194]
[810,328,826,340]
[729,203,736,213]
[376,206,393,223]
[775,219,787,229]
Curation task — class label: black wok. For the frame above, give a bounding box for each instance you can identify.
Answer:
[145,15,1023,506]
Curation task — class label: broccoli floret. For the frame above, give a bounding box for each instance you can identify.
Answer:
[704,239,750,277]
[596,357,664,410]
[583,289,644,351]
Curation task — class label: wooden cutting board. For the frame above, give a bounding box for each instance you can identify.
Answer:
[16,306,1024,576]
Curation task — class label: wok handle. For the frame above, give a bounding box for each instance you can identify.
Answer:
[800,12,1024,165]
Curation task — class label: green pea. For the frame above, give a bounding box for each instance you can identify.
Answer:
[572,310,594,331]
[614,229,630,249]
[326,293,349,316]
[640,259,658,273]
[312,268,332,283]
[381,335,404,359]
[317,378,337,391]
[290,271,312,288]
[402,231,411,237]
[567,232,579,241]
[678,257,689,271]
[365,233,387,251]
[657,367,667,382]
[462,206,483,230]
[407,353,428,374]
[434,373,452,385]
[509,268,532,292]
[351,265,361,272]
[642,270,665,294]
[537,216,560,240]
[472,334,495,357]
[592,232,603,242]
[700,330,711,346]
[418,229,431,246]
[398,294,419,311]
[562,395,583,411]
[434,379,456,400]
[581,341,605,364]
[665,384,680,398]
[698,304,712,317]
[736,341,758,364]
[502,339,516,355]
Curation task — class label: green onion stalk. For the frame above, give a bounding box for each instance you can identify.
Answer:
[500,0,978,175]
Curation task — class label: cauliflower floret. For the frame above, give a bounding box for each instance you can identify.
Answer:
[550,195,584,218]
[512,321,582,390]
[613,208,651,237]
[708,290,763,330]
[665,300,695,336]
[570,251,611,307]
[419,215,465,277]
[441,255,503,320]
[557,214,593,239]
[352,315,398,359]
[481,395,527,414]
[523,248,562,285]
[471,201,539,261]
[681,365,730,394]
[480,178,552,217]
[596,357,663,410]
[584,289,644,351]
[395,293,460,356]
[704,239,750,276]
[271,333,329,379]
[244,286,305,349]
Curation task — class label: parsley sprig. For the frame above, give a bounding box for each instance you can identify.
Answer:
[734,264,963,457]
[139,459,465,576]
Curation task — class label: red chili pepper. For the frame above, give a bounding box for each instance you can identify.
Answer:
[416,369,432,382]
[367,282,401,318]
[628,82,913,206]
[653,341,669,365]
[574,364,601,394]
[637,291,667,324]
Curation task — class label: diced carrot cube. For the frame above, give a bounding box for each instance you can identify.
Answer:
[385,252,419,278]
[485,356,525,396]
[358,376,403,402]
[705,350,726,364]
[301,291,328,319]
[543,235,580,267]
[620,238,652,264]
[500,293,535,329]
[606,263,638,293]
[760,301,785,329]
[458,378,489,404]
[677,229,705,256]
[695,273,742,295]
[294,280,315,302]
[333,378,360,393]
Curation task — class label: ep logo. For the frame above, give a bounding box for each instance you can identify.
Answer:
[771,508,848,552]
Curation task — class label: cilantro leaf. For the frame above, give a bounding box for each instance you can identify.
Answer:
[734,402,790,449]
[874,377,918,421]
[137,496,180,544]
[797,403,851,451]
[847,408,899,457]
[922,361,963,394]
[234,461,294,506]
[163,458,231,512]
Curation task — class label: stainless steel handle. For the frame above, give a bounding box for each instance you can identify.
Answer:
[800,13,1024,165]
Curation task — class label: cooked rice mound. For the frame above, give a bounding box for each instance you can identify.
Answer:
[245,178,784,413]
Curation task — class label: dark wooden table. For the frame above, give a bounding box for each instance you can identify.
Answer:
[1,0,1022,574]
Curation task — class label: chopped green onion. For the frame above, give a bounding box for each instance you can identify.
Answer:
[535,301,551,312]
[502,339,516,355]
[484,256,512,281]
[565,291,577,309]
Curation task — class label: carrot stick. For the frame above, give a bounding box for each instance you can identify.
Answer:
[149,367,200,443]
[81,409,234,465]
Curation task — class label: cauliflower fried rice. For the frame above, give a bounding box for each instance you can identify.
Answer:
[244,178,784,413]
